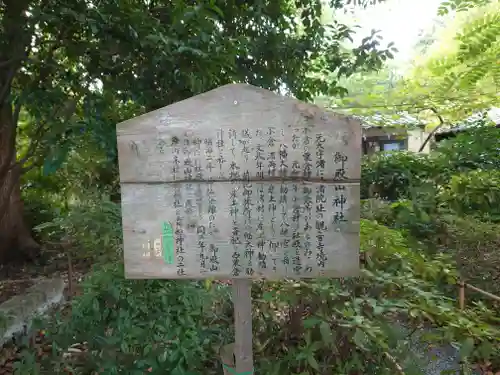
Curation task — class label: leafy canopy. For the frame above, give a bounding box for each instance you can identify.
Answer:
[1,0,394,177]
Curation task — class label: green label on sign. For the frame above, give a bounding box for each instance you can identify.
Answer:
[162,222,175,264]
[222,364,253,375]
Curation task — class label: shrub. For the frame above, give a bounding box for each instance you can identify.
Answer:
[16,220,500,375]
[361,191,444,249]
[434,126,500,176]
[35,191,122,264]
[438,215,500,297]
[361,152,440,201]
[438,170,500,222]
[360,198,393,221]
[361,126,500,202]
[21,170,67,240]
[22,263,232,375]
[363,197,500,300]
[22,190,61,242]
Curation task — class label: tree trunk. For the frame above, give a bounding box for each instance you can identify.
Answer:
[0,104,40,263]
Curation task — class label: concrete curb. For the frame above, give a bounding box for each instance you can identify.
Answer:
[0,278,66,346]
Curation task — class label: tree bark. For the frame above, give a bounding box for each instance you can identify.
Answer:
[0,103,40,263]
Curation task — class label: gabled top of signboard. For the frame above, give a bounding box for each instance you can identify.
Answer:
[116,83,359,136]
[116,83,361,183]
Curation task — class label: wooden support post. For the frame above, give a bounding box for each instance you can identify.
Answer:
[232,279,254,375]
[459,281,465,310]
[220,343,236,375]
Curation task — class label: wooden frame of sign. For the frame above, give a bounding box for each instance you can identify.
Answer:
[116,83,361,375]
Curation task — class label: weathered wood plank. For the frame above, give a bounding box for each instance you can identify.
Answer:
[117,84,361,183]
[117,83,361,280]
[233,279,253,374]
[121,181,359,279]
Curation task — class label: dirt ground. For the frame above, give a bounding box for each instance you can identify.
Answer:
[0,246,90,375]
[0,245,91,304]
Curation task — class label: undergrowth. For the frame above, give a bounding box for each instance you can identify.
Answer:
[14,220,500,375]
[13,125,500,374]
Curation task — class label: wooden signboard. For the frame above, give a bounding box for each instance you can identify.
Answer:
[116,83,361,374]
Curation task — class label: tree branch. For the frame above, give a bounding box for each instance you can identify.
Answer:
[0,28,72,176]
[0,56,24,69]
[12,99,21,125]
[0,64,17,105]
[418,107,446,152]
[0,91,66,181]
[0,89,30,181]
[17,120,47,167]
[19,98,78,174]
[0,104,19,182]
[0,0,34,105]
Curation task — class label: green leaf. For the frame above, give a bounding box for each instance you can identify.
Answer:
[303,316,322,328]
[42,145,70,176]
[353,329,368,350]
[319,321,334,346]
[158,350,168,363]
[120,341,129,353]
[306,354,319,370]
[262,291,274,301]
[208,3,224,18]
[459,337,475,359]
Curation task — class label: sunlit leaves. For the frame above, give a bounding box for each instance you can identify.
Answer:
[438,0,492,15]
[327,1,500,127]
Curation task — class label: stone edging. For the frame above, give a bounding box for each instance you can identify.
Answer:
[0,278,66,346]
